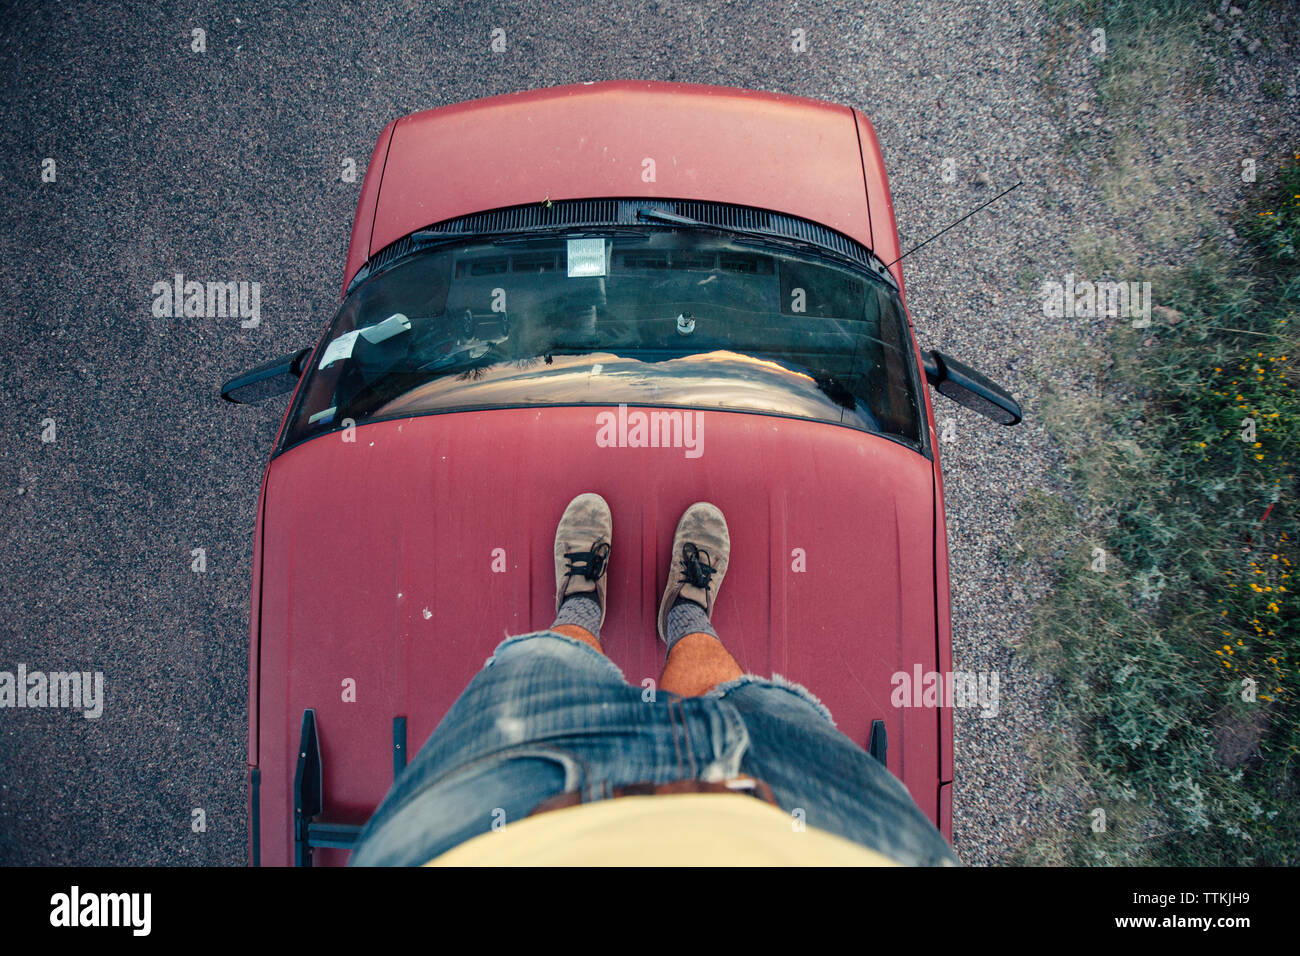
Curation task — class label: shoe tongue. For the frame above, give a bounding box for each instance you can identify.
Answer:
[677,584,709,606]
[565,577,598,596]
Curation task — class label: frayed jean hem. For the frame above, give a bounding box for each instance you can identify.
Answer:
[482,630,628,684]
[705,672,837,727]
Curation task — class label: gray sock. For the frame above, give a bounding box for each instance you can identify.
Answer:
[551,594,602,638]
[665,597,718,653]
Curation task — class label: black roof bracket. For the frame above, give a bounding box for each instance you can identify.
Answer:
[868,719,888,765]
[292,709,364,866]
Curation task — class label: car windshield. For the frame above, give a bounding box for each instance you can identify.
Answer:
[281,229,924,451]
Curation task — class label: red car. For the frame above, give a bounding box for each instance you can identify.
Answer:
[223,81,1020,866]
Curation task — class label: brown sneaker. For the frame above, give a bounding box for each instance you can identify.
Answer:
[554,493,613,628]
[657,502,730,642]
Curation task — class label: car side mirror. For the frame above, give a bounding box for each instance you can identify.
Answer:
[221,348,312,404]
[921,349,1022,425]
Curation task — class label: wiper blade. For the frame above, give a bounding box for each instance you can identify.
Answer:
[401,227,651,252]
[487,226,651,246]
[635,208,707,228]
[635,208,896,287]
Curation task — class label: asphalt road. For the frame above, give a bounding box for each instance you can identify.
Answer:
[0,0,1074,864]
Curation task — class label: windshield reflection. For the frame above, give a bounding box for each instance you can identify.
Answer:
[376,351,867,423]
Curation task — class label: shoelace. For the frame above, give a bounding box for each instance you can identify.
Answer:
[678,542,716,591]
[564,540,610,582]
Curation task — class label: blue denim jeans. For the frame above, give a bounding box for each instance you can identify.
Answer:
[349,631,958,866]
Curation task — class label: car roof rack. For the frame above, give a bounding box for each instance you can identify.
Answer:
[290,709,408,866]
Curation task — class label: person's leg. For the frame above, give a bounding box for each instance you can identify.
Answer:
[549,492,613,655]
[353,492,624,864]
[551,623,601,653]
[348,628,636,866]
[651,499,956,864]
[713,675,960,865]
[655,502,741,696]
[660,632,742,697]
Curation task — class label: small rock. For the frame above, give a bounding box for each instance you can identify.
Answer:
[1247,38,1261,54]
[1229,5,1242,16]
[1076,100,1092,113]
[1153,305,1183,326]
[16,487,25,496]
[1212,18,1224,32]
[1143,337,1157,347]
[973,171,992,187]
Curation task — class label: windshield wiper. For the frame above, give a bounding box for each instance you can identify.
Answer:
[487,226,651,246]
[634,207,897,288]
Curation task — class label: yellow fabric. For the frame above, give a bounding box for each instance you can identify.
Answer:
[426,793,901,866]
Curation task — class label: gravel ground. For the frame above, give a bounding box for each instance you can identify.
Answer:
[1,0,1291,866]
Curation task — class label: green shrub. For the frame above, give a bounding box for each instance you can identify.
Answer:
[1017,156,1299,865]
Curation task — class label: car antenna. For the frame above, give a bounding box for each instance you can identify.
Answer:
[883,181,1022,269]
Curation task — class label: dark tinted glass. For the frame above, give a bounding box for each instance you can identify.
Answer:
[282,230,922,450]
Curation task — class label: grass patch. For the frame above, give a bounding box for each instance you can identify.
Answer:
[1014,154,1300,865]
[1069,229,1124,278]
[1042,0,1225,269]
